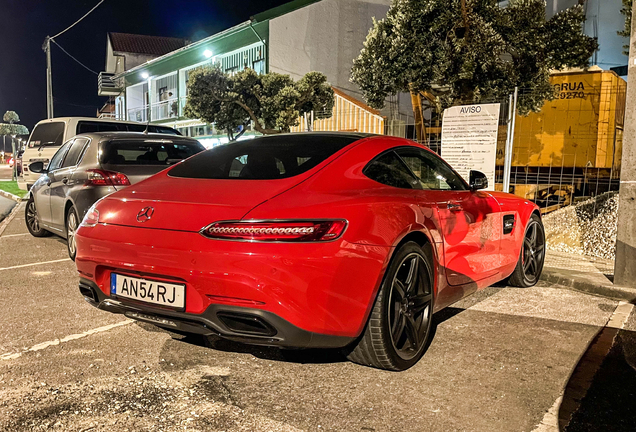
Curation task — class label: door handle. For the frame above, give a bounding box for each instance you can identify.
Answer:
[447,202,463,212]
[62,177,69,184]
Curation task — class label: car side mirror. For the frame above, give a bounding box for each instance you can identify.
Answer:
[29,161,46,174]
[469,170,488,190]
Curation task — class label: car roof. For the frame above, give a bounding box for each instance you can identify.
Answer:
[33,117,162,126]
[74,132,200,142]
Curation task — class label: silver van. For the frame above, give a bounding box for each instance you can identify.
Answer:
[20,117,180,190]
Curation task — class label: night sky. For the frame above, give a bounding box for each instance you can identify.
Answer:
[0,0,290,131]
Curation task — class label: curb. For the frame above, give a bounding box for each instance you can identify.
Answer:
[0,201,22,237]
[541,267,636,302]
[0,190,26,202]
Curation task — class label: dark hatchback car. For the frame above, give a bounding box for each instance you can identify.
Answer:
[26,132,205,259]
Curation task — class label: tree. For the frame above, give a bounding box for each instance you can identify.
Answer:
[184,67,335,140]
[619,0,633,56]
[3,111,19,125]
[351,0,598,133]
[0,111,29,180]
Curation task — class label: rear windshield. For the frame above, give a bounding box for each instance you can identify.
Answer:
[28,122,65,147]
[100,140,205,165]
[168,135,364,180]
[77,121,181,135]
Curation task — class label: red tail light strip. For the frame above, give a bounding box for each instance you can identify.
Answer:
[200,220,347,242]
[86,169,131,187]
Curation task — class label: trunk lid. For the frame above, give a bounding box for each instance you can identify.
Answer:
[101,164,169,185]
[95,172,304,232]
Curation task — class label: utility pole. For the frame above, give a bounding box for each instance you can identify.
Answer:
[41,0,106,119]
[43,36,54,119]
[614,4,636,287]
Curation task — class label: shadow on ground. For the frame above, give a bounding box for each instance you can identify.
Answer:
[138,306,469,367]
[562,324,636,431]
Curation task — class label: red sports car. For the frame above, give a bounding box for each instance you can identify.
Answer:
[75,133,545,371]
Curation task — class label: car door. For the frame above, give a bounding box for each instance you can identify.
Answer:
[49,138,89,231]
[395,148,502,287]
[35,140,72,227]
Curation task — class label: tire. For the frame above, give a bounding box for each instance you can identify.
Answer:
[66,206,79,261]
[346,241,434,371]
[507,214,546,288]
[25,196,51,238]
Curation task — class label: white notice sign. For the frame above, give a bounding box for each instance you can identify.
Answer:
[440,103,500,191]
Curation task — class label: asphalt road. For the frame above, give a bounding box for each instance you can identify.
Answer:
[0,203,633,431]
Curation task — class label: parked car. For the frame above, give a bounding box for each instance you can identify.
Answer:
[74,133,545,371]
[20,117,181,190]
[25,132,205,260]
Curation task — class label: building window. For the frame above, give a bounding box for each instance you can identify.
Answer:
[253,59,265,75]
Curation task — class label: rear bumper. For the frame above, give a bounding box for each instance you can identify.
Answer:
[79,279,354,348]
[75,223,391,342]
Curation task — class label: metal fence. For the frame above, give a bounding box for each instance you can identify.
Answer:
[384,76,627,214]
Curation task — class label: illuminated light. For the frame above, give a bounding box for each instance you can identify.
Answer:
[81,208,100,227]
[202,220,346,242]
[203,49,213,58]
[141,72,149,79]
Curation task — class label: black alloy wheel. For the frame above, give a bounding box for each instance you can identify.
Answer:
[508,214,546,288]
[25,196,50,238]
[346,241,434,371]
[388,252,433,361]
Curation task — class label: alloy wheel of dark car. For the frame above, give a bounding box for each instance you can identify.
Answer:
[346,241,434,371]
[66,207,79,261]
[25,197,50,238]
[508,214,546,288]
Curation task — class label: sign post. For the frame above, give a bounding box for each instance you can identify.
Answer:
[440,103,501,191]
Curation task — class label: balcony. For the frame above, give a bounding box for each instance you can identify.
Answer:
[98,72,122,96]
[127,106,149,123]
[151,100,179,121]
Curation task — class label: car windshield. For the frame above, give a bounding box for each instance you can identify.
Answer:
[28,122,65,147]
[100,140,205,166]
[168,134,365,180]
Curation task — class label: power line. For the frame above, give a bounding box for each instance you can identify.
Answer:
[51,0,107,39]
[50,39,99,75]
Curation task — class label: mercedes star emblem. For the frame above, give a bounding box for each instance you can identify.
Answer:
[136,207,154,223]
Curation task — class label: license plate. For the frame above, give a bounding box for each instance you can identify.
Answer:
[110,273,185,309]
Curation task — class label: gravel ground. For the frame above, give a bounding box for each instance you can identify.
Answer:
[543,192,618,260]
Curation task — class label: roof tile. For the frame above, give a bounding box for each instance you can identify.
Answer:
[109,32,187,56]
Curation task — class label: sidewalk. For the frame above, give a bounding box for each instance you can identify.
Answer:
[542,250,636,302]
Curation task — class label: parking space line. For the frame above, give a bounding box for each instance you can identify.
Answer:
[0,258,71,271]
[0,233,30,238]
[0,320,133,361]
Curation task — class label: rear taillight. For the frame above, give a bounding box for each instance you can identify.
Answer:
[81,208,100,227]
[201,220,347,242]
[85,169,131,187]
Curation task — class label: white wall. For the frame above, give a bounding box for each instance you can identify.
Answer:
[268,0,391,106]
[105,39,118,73]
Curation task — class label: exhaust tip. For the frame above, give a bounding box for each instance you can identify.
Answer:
[79,284,98,304]
[217,312,277,337]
